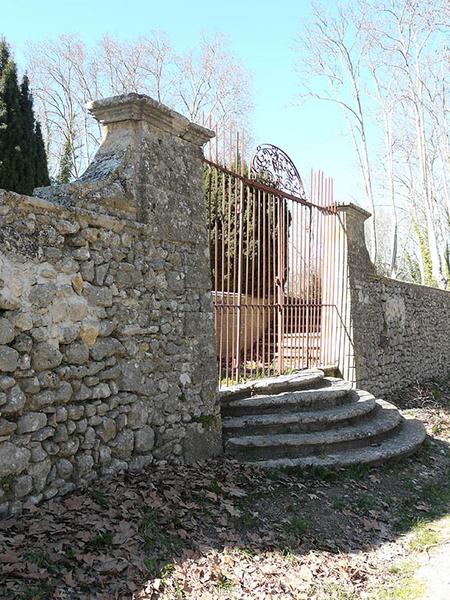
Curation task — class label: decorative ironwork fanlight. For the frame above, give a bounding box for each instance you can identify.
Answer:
[250,144,305,198]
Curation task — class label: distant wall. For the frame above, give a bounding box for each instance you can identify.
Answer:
[326,205,450,398]
[0,94,221,516]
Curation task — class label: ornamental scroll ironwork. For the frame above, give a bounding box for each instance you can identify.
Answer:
[250,144,305,198]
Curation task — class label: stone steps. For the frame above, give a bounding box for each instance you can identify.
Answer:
[225,400,402,460]
[220,369,426,468]
[222,390,376,436]
[222,379,352,417]
[219,368,324,402]
[252,419,426,469]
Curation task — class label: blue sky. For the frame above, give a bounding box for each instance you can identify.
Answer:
[1,0,361,202]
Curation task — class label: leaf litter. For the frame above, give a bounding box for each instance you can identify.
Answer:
[0,380,449,599]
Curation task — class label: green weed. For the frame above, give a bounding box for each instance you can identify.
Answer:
[290,515,309,536]
[216,573,235,590]
[92,489,109,509]
[92,530,113,547]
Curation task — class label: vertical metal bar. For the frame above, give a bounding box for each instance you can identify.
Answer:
[249,184,256,379]
[316,171,325,366]
[294,199,300,370]
[234,131,245,383]
[256,188,262,378]
[326,176,335,366]
[268,192,273,375]
[243,181,251,379]
[262,189,267,376]
[272,195,278,375]
[225,126,232,385]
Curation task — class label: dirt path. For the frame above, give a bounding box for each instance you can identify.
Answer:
[416,518,450,600]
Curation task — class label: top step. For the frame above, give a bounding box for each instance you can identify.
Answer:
[219,369,325,402]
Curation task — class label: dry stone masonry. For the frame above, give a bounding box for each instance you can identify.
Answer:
[326,205,450,397]
[0,94,221,515]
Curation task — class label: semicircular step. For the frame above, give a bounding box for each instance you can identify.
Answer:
[225,399,402,461]
[248,418,426,469]
[222,379,353,417]
[223,390,377,436]
[219,368,325,402]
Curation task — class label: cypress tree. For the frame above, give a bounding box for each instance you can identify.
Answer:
[0,39,50,194]
[0,53,23,192]
[0,39,9,75]
[19,75,36,194]
[34,121,50,187]
[56,137,74,184]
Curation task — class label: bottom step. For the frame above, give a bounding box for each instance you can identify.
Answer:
[245,419,426,469]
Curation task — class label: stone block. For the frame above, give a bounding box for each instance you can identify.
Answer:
[31,343,63,371]
[90,338,125,361]
[0,318,15,344]
[2,385,26,414]
[84,284,113,307]
[0,346,19,372]
[0,442,31,477]
[17,413,47,434]
[97,417,117,443]
[63,342,89,365]
[134,426,155,453]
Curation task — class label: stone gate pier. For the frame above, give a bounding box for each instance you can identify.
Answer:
[0,94,221,515]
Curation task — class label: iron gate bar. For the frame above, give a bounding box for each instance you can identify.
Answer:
[204,127,343,386]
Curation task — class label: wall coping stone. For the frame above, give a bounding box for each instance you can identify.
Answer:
[366,272,450,295]
[335,202,372,221]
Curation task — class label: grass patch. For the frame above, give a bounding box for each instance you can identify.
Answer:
[280,545,299,564]
[341,463,371,481]
[355,492,377,511]
[331,495,347,510]
[420,477,450,512]
[0,474,15,493]
[373,560,425,600]
[236,511,259,530]
[209,479,224,496]
[236,547,255,559]
[24,550,60,574]
[192,414,220,428]
[318,581,356,599]
[64,547,76,561]
[140,509,184,555]
[19,582,54,600]
[408,519,440,552]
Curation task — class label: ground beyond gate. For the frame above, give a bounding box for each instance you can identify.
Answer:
[203,127,347,386]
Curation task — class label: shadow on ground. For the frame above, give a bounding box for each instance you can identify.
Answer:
[1,380,449,599]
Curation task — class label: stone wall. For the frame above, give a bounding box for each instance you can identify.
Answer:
[0,94,221,515]
[326,204,450,398]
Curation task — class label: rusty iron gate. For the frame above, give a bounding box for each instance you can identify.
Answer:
[203,127,345,386]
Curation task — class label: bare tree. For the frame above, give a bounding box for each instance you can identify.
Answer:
[368,0,448,287]
[296,0,449,288]
[296,0,379,263]
[174,34,252,128]
[26,32,253,179]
